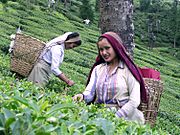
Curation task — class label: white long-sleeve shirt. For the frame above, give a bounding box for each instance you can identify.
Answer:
[40,32,72,76]
[42,43,65,76]
[83,61,145,123]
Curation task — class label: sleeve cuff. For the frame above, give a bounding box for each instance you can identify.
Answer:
[115,111,123,118]
[82,93,84,100]
[115,108,128,118]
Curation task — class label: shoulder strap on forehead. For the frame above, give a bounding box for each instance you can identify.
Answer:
[46,32,72,47]
[103,32,123,43]
[101,33,126,51]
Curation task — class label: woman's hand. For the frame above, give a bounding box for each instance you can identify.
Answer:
[72,94,84,102]
[67,80,75,86]
[58,73,75,86]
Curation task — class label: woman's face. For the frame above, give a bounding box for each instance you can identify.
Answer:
[97,38,117,63]
[65,42,78,50]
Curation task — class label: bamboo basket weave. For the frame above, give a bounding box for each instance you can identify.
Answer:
[10,33,46,77]
[139,78,164,127]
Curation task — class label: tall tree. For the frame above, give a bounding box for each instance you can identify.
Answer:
[1,0,8,11]
[99,0,134,58]
[95,0,100,11]
[171,0,179,48]
[139,0,151,12]
[80,0,94,22]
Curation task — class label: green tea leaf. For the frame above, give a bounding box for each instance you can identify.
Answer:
[46,103,76,116]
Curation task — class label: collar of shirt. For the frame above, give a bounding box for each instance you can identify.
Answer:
[103,60,125,76]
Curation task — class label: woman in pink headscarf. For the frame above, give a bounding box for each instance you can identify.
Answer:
[73,32,147,124]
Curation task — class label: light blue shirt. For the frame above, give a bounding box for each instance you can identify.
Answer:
[42,43,65,76]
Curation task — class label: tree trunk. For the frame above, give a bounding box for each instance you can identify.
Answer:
[64,0,71,8]
[99,0,134,59]
[172,0,178,48]
[174,38,176,48]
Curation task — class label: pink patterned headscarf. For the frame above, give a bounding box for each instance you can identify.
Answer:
[87,32,148,103]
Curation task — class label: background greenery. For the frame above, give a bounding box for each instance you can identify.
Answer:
[0,0,179,134]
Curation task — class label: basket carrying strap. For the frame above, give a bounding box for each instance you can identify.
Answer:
[12,34,61,60]
[37,43,63,63]
[12,43,60,59]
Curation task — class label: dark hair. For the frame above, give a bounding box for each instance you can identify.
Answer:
[97,37,104,43]
[74,40,82,46]
[65,32,80,41]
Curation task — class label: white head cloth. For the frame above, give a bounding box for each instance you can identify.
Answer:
[46,32,72,47]
[40,32,72,58]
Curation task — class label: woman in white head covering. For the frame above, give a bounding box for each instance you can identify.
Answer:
[28,32,82,87]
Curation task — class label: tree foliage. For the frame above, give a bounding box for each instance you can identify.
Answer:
[140,0,162,13]
[170,0,180,47]
[138,0,180,48]
[95,0,99,12]
[0,0,8,4]
[139,0,151,12]
[79,0,94,21]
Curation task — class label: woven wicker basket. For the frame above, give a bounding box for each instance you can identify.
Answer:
[139,78,164,127]
[10,33,46,77]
